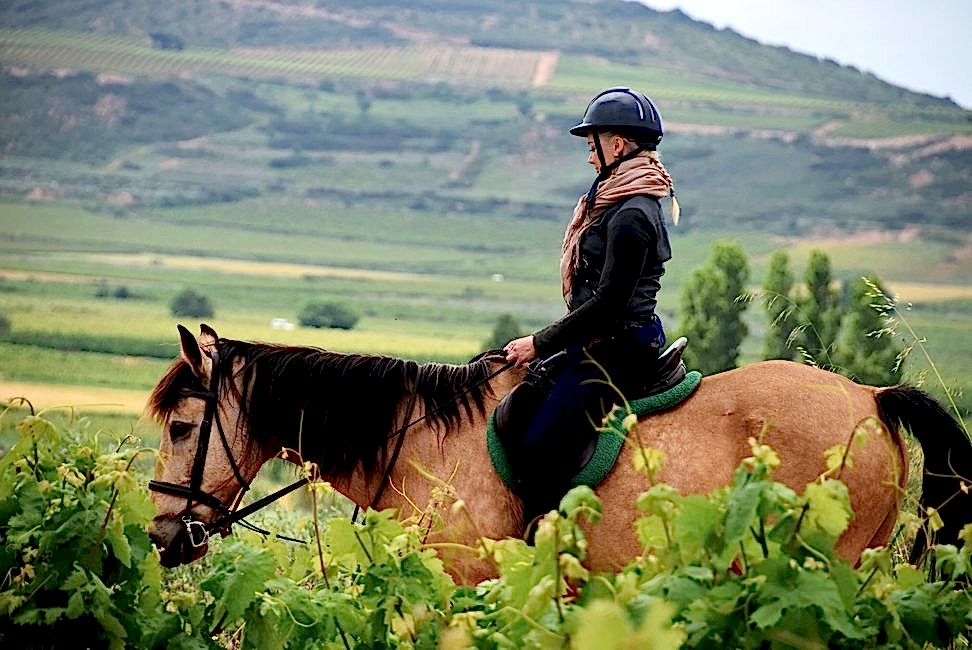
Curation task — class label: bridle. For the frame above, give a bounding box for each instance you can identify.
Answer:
[149,348,308,549]
[149,345,515,549]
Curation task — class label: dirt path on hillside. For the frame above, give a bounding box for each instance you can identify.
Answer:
[532,52,559,87]
[811,125,972,157]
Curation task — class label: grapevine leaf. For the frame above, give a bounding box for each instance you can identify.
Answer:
[723,481,765,546]
[928,544,970,582]
[829,561,859,610]
[890,587,942,646]
[756,482,797,519]
[66,589,86,618]
[895,564,924,589]
[803,480,852,539]
[635,483,680,514]
[521,574,555,618]
[634,514,668,551]
[559,485,602,525]
[325,517,372,570]
[857,546,892,575]
[570,598,685,650]
[679,581,749,645]
[0,593,27,617]
[105,512,132,568]
[640,568,711,611]
[117,486,158,524]
[672,495,722,560]
[958,523,972,548]
[753,560,865,640]
[750,597,785,629]
[201,541,276,624]
[15,415,59,447]
[824,444,847,474]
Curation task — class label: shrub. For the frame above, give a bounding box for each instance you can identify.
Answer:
[483,313,522,349]
[96,283,136,300]
[298,301,359,330]
[169,287,214,318]
[0,311,9,336]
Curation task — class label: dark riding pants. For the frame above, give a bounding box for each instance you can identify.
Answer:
[511,322,663,525]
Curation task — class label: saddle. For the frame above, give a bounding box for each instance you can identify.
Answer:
[489,337,695,492]
[493,337,688,442]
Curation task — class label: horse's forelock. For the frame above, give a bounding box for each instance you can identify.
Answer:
[146,358,202,422]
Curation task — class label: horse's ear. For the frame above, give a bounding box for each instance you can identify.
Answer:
[178,324,206,377]
[198,323,219,357]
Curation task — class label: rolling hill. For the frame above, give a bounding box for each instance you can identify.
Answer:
[0,0,968,236]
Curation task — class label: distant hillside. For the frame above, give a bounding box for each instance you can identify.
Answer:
[0,0,969,236]
[1,0,959,108]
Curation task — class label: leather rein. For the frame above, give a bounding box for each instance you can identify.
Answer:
[148,347,514,549]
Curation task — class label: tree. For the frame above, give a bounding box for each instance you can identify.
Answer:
[355,87,372,116]
[484,313,522,350]
[678,241,750,374]
[0,311,9,336]
[169,288,214,318]
[515,96,534,120]
[798,250,841,364]
[832,275,903,385]
[761,250,797,360]
[299,301,359,330]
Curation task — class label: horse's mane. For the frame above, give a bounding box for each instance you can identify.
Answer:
[147,339,503,477]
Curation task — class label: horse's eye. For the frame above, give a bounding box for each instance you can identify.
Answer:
[169,421,194,442]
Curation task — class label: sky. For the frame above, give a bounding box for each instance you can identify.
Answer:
[636,0,971,109]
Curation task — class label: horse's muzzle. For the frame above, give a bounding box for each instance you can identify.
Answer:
[149,515,211,568]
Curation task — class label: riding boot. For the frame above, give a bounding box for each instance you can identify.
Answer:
[520,478,572,542]
[514,420,592,541]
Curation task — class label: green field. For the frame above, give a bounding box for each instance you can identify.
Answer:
[2,198,969,438]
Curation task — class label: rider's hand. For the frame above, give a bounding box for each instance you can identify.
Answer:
[503,336,537,367]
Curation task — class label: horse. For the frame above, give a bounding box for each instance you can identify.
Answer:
[147,324,972,584]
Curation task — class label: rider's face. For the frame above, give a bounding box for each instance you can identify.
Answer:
[586,132,625,174]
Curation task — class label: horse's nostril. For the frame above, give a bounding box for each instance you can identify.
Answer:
[148,517,183,554]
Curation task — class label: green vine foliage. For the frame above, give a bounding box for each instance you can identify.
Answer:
[0,410,163,649]
[1,409,969,649]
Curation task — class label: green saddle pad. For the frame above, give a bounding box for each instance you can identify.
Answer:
[487,370,702,491]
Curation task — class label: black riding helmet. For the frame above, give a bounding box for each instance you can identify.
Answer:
[571,87,665,209]
[570,86,664,146]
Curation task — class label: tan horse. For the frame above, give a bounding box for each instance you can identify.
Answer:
[147,325,971,584]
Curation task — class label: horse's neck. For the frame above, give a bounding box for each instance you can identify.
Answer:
[325,362,524,519]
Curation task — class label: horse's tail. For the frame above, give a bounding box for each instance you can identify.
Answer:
[875,385,972,554]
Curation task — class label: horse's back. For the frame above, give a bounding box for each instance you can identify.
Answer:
[639,360,896,489]
[586,360,906,573]
[698,360,888,439]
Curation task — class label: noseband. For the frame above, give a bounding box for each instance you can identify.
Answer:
[149,350,308,548]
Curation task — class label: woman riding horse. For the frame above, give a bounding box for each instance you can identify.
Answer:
[148,325,972,585]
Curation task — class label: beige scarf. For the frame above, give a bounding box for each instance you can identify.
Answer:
[560,151,678,300]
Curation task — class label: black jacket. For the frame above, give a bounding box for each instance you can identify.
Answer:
[533,195,671,359]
